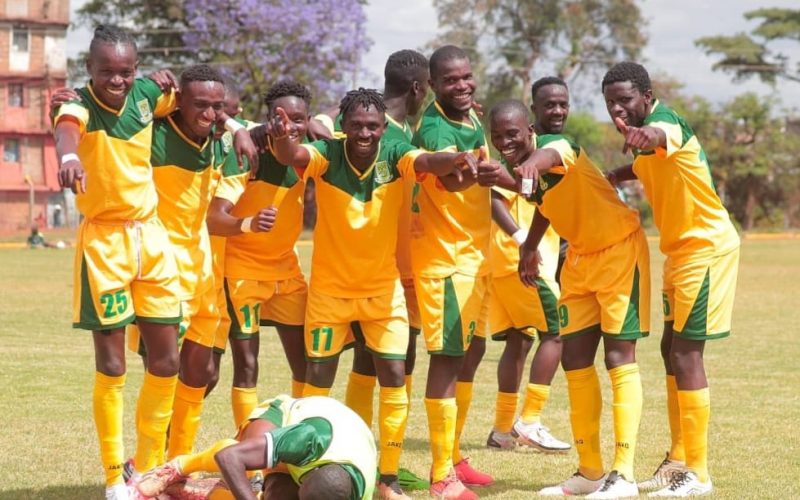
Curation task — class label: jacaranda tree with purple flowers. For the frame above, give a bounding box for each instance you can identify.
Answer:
[183,0,372,118]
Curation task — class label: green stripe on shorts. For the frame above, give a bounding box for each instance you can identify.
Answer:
[441,276,464,356]
[677,269,710,338]
[536,278,560,335]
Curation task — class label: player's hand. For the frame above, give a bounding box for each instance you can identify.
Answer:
[614,117,660,154]
[477,148,500,187]
[267,107,294,140]
[147,70,179,92]
[232,127,259,177]
[59,157,86,194]
[454,151,479,179]
[249,124,269,152]
[251,206,278,232]
[606,169,620,186]
[518,245,542,288]
[471,100,484,117]
[513,161,539,197]
[49,87,80,120]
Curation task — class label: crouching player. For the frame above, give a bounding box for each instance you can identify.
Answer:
[135,395,377,500]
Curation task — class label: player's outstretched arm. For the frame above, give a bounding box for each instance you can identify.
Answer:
[49,88,80,121]
[413,150,477,180]
[614,116,666,154]
[207,197,277,236]
[606,163,636,186]
[491,190,524,242]
[215,438,268,500]
[147,69,179,93]
[268,107,311,170]
[518,210,551,288]
[513,148,562,196]
[54,119,85,194]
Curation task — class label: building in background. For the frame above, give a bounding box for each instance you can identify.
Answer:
[0,0,69,233]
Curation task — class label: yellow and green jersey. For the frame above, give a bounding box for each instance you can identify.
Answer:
[411,101,491,278]
[633,100,739,257]
[383,115,417,280]
[151,117,245,298]
[530,134,641,255]
[301,138,422,298]
[491,178,560,279]
[222,145,306,282]
[53,78,176,222]
[249,395,376,500]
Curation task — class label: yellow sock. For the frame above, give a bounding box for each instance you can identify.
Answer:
[452,381,473,464]
[291,379,305,398]
[94,372,126,486]
[177,438,238,474]
[378,385,409,475]
[425,398,457,483]
[345,372,376,426]
[520,383,550,424]
[302,383,331,397]
[493,391,518,433]
[666,375,685,462]
[231,386,258,428]
[678,388,710,483]
[609,363,642,480]
[405,374,413,401]
[168,381,207,459]
[565,366,604,480]
[134,372,178,472]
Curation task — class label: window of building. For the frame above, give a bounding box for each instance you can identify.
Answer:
[8,84,23,107]
[4,138,21,163]
[12,26,29,52]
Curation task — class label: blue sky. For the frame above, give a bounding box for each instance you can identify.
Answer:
[67,0,799,116]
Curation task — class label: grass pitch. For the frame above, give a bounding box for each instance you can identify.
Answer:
[0,239,798,499]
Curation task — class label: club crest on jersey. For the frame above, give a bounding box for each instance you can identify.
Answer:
[374,161,392,184]
[221,132,233,154]
[136,99,153,124]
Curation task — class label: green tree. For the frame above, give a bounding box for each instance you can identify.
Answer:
[71,0,190,74]
[429,0,647,108]
[695,7,800,84]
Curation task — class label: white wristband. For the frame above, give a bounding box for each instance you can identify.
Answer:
[511,228,528,246]
[225,118,245,133]
[521,178,534,195]
[61,153,79,165]
[240,217,253,233]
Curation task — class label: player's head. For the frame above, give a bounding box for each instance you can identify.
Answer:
[530,76,569,134]
[489,99,534,167]
[429,45,475,117]
[177,64,225,139]
[339,88,387,162]
[601,61,653,128]
[86,25,138,109]
[214,77,243,139]
[298,463,353,500]
[264,80,312,141]
[384,49,429,116]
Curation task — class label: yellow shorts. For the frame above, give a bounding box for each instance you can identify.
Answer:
[663,247,739,340]
[401,278,422,332]
[489,273,560,339]
[558,229,650,339]
[213,285,231,353]
[305,281,409,362]
[73,218,181,331]
[225,275,307,339]
[127,283,219,354]
[181,285,221,348]
[415,273,489,356]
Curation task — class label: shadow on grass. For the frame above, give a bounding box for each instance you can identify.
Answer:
[0,484,103,500]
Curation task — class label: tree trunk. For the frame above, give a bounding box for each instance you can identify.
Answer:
[744,184,757,231]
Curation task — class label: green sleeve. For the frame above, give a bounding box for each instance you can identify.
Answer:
[266,417,333,468]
